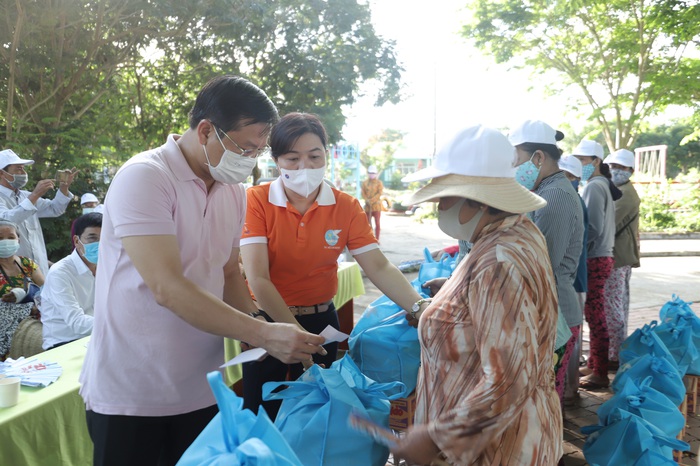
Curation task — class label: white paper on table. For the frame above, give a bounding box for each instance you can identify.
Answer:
[220,347,267,368]
[319,325,349,344]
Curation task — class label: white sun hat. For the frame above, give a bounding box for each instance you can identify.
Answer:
[0,149,34,168]
[606,149,635,169]
[572,140,605,160]
[559,155,583,179]
[80,193,99,205]
[508,120,564,146]
[402,125,546,213]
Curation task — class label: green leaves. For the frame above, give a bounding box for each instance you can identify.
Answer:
[0,0,402,261]
[462,0,700,152]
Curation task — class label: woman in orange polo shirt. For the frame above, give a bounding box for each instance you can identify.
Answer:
[240,113,425,418]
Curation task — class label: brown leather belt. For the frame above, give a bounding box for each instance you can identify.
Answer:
[288,300,333,316]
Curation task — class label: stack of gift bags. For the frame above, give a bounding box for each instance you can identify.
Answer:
[582,295,698,465]
[178,249,454,466]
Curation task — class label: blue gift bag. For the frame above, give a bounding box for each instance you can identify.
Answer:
[620,322,677,368]
[263,355,404,466]
[177,372,302,466]
[632,449,681,465]
[417,247,456,288]
[348,248,455,393]
[582,410,689,466]
[658,296,700,375]
[659,295,695,324]
[348,294,422,392]
[597,377,685,437]
[612,352,686,406]
[652,320,699,376]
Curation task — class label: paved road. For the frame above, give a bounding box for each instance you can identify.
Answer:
[353,213,700,321]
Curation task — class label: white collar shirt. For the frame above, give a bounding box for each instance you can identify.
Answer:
[0,184,72,275]
[40,249,95,349]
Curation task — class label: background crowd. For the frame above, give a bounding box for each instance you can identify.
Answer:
[0,75,642,466]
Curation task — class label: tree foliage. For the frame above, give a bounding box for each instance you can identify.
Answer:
[0,0,402,260]
[360,128,405,174]
[463,0,700,151]
[635,122,700,178]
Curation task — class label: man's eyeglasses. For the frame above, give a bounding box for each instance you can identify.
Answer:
[216,126,270,158]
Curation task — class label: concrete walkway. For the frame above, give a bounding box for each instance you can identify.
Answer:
[351,213,700,466]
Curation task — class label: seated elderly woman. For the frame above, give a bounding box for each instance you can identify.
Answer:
[0,219,44,358]
[390,125,563,465]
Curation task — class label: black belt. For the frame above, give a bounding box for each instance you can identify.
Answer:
[288,300,333,316]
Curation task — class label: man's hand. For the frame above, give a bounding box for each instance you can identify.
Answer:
[390,424,441,465]
[58,167,79,196]
[29,179,56,202]
[257,322,327,365]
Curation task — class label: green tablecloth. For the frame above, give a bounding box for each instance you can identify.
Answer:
[0,263,366,463]
[224,261,365,384]
[334,261,365,308]
[0,337,91,466]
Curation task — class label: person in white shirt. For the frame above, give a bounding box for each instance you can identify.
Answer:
[40,212,101,350]
[80,193,104,214]
[0,149,78,275]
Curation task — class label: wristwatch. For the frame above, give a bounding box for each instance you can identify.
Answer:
[410,298,432,319]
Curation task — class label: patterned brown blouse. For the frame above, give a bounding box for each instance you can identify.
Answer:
[361,178,384,213]
[416,214,563,465]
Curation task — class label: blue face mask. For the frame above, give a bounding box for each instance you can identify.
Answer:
[80,240,100,264]
[581,163,595,182]
[514,154,540,191]
[571,180,580,192]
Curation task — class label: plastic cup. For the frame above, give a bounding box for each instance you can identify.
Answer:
[0,377,21,408]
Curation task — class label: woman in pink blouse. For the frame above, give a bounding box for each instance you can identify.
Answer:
[392,125,563,466]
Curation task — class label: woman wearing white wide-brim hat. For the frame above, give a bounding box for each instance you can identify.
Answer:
[391,125,563,466]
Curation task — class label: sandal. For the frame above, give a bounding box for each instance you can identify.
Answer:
[579,376,610,390]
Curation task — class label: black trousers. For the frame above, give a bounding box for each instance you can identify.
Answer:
[242,304,339,419]
[86,404,218,466]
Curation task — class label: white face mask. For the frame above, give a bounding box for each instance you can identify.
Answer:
[611,168,632,186]
[279,167,326,198]
[202,131,257,185]
[4,172,28,190]
[438,199,485,241]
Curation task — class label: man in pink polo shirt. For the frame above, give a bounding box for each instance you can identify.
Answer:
[79,75,326,465]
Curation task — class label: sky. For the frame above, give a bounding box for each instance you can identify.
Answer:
[342,0,696,158]
[341,0,574,156]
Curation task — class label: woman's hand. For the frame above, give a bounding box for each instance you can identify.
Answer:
[1,291,16,302]
[422,277,448,297]
[390,424,441,465]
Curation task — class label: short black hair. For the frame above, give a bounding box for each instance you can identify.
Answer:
[270,113,328,159]
[188,75,279,132]
[74,212,102,239]
[516,143,563,162]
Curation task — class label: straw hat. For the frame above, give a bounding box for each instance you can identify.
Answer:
[8,317,44,359]
[402,125,546,213]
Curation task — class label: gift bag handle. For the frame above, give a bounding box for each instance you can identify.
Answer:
[207,371,243,452]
